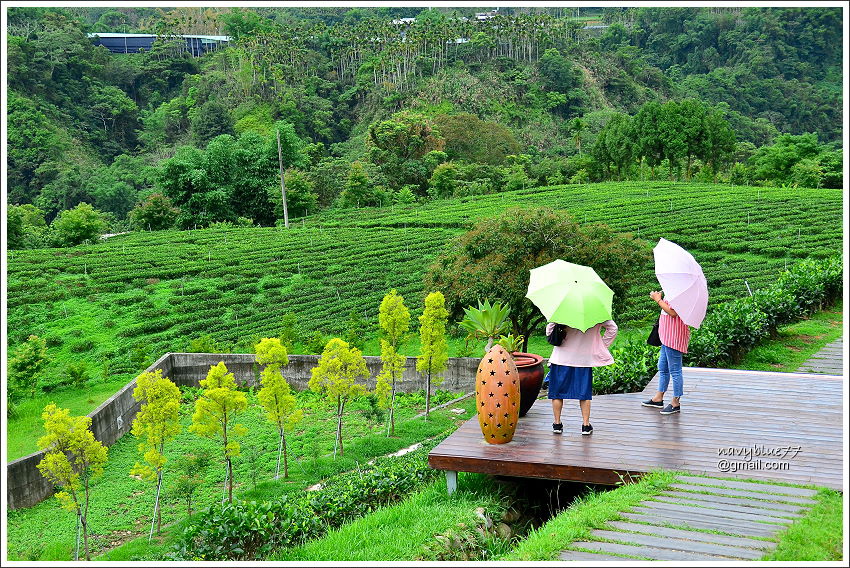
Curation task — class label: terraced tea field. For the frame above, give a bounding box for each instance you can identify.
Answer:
[7,182,842,390]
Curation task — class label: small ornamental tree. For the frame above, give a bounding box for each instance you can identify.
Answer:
[308,338,368,458]
[255,337,303,479]
[189,362,247,503]
[376,340,403,435]
[130,369,181,539]
[169,450,212,516]
[417,291,449,420]
[377,289,411,436]
[36,404,108,561]
[8,334,48,400]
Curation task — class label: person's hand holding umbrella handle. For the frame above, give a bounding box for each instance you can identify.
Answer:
[650,290,679,317]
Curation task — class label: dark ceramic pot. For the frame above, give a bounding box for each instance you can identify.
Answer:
[511,352,544,417]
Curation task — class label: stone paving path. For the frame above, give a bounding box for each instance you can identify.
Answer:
[559,475,818,561]
[798,336,843,375]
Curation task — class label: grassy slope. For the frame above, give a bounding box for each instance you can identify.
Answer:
[271,473,509,561]
[7,378,130,461]
[5,390,475,561]
[762,488,844,561]
[731,301,843,372]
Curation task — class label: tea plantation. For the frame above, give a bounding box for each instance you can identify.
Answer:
[7,182,841,396]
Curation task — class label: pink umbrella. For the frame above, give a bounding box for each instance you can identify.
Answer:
[653,238,708,328]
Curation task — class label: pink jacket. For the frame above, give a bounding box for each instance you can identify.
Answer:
[546,320,618,367]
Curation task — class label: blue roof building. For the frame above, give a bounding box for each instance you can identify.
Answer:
[88,33,231,56]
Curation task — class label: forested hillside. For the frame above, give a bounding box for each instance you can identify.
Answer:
[6,6,843,247]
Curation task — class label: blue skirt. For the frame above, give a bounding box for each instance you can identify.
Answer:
[547,364,593,400]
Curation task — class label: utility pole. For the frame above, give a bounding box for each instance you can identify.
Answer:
[277,128,289,228]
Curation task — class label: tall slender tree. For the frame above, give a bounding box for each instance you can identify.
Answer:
[130,369,182,539]
[37,405,108,561]
[376,289,410,436]
[308,338,368,457]
[255,337,302,479]
[189,362,247,503]
[417,291,449,420]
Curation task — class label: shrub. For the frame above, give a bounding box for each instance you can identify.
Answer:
[50,203,108,246]
[686,256,842,367]
[171,439,444,560]
[592,339,657,394]
[187,335,225,353]
[130,193,179,231]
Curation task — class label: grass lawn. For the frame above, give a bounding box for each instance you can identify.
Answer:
[500,470,680,561]
[763,487,844,561]
[7,377,132,461]
[271,473,511,561]
[731,301,843,372]
[6,388,476,561]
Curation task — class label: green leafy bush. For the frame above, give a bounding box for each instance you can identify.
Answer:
[593,339,657,394]
[170,439,444,560]
[687,256,842,367]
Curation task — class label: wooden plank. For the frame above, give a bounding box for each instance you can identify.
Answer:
[653,495,803,518]
[619,512,779,538]
[637,501,795,524]
[571,540,729,561]
[668,483,818,505]
[590,529,764,559]
[430,440,841,471]
[558,550,638,561]
[628,506,789,534]
[605,521,776,550]
[659,491,808,513]
[674,475,819,497]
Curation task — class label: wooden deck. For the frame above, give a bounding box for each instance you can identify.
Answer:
[428,367,844,490]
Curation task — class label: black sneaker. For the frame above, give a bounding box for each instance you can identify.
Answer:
[552,423,563,434]
[641,399,664,408]
[581,424,593,435]
[660,403,680,415]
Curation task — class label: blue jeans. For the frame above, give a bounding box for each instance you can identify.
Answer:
[657,345,684,398]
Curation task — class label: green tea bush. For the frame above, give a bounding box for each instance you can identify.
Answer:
[687,256,842,367]
[170,438,444,560]
[593,339,657,395]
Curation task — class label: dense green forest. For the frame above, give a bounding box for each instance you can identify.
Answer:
[6,6,843,247]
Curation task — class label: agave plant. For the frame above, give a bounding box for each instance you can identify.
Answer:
[459,299,511,354]
[496,333,525,354]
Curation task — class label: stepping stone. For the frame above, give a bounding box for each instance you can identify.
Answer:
[639,500,795,524]
[653,495,803,519]
[558,550,637,561]
[675,476,818,497]
[591,529,765,559]
[620,511,782,539]
[571,541,727,561]
[668,483,818,505]
[606,521,776,551]
[660,490,809,514]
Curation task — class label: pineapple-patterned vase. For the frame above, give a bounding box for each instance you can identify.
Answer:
[475,344,520,444]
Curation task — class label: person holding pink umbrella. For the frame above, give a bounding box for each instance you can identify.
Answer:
[641,290,690,414]
[641,238,708,415]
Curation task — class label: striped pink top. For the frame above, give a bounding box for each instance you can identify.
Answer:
[658,312,690,353]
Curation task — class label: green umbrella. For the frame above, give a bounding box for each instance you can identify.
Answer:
[525,260,613,332]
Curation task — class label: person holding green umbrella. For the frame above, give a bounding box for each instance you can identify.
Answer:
[527,261,619,435]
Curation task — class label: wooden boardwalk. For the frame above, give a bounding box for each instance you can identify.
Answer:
[798,335,844,375]
[560,474,819,561]
[428,367,844,490]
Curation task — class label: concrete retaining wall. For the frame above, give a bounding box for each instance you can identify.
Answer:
[7,352,495,510]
